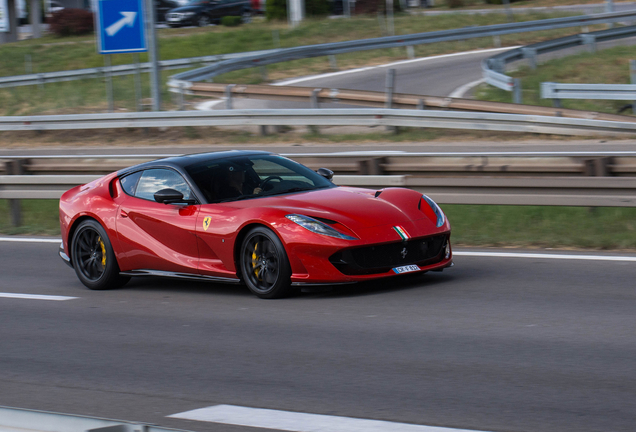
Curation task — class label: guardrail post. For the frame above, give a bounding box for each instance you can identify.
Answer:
[7,159,26,227]
[416,99,424,110]
[260,66,267,82]
[385,68,396,109]
[521,48,537,70]
[329,55,338,71]
[493,35,501,48]
[406,46,415,60]
[104,55,114,113]
[512,79,522,104]
[225,84,235,109]
[309,89,321,134]
[37,73,44,91]
[178,83,185,111]
[630,60,636,114]
[580,34,597,53]
[358,157,387,175]
[133,53,142,112]
[584,157,611,176]
[310,88,321,108]
[542,82,561,108]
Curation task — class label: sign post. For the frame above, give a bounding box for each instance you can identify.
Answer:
[95,0,157,110]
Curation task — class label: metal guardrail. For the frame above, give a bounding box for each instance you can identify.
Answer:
[541,82,636,105]
[0,405,194,432]
[2,108,636,136]
[167,10,636,87]
[0,49,279,89]
[3,174,636,207]
[482,25,636,102]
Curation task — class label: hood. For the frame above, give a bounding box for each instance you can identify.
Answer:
[257,187,426,229]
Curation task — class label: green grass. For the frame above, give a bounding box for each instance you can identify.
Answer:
[0,11,591,115]
[0,199,60,236]
[475,44,636,114]
[3,199,636,250]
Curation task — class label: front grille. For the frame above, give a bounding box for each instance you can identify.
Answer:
[329,234,447,275]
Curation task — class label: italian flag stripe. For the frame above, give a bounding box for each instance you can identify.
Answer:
[393,226,410,240]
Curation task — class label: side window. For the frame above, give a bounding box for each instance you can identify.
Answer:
[119,171,142,196]
[134,169,194,202]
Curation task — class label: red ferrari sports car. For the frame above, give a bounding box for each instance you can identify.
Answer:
[59,151,452,298]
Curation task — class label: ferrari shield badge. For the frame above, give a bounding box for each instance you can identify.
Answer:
[203,216,212,231]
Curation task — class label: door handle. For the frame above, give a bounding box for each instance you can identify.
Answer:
[120,209,128,218]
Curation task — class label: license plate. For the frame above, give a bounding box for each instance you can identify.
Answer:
[393,264,420,274]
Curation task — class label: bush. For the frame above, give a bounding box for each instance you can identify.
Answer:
[49,8,94,36]
[221,15,242,26]
[266,0,287,20]
[266,0,329,20]
[305,0,330,16]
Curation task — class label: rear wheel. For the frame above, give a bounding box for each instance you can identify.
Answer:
[240,227,293,299]
[71,220,129,290]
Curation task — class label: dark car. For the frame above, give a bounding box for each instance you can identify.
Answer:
[166,0,251,27]
[155,0,181,22]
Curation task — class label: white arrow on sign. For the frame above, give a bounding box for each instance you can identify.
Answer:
[105,11,137,37]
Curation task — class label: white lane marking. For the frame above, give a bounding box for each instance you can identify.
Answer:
[454,251,636,262]
[169,405,490,432]
[274,46,521,87]
[0,293,77,301]
[0,237,61,243]
[449,78,486,99]
[196,99,225,110]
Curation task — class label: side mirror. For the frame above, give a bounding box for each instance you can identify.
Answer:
[317,168,334,180]
[154,188,195,205]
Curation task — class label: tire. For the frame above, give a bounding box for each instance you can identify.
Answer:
[71,219,130,290]
[197,15,210,26]
[240,227,294,299]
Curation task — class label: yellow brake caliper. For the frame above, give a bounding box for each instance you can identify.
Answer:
[251,243,262,281]
[98,237,107,267]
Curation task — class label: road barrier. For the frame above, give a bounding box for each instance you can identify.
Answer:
[541,82,636,106]
[482,25,636,103]
[2,108,636,136]
[0,405,193,432]
[2,174,636,208]
[168,11,636,87]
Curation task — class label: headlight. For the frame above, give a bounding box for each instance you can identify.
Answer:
[183,11,196,16]
[286,214,357,240]
[422,195,445,228]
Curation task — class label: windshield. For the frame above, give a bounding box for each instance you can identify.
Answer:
[185,154,336,204]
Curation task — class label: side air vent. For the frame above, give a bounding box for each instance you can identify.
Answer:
[374,190,383,198]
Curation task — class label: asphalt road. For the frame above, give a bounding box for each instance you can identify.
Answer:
[1,240,635,432]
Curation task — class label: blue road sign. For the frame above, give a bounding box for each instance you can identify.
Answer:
[96,0,147,54]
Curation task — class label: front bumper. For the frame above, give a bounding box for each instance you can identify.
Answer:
[59,242,73,268]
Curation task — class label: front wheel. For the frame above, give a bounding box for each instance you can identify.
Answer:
[71,220,129,290]
[197,15,210,26]
[240,227,294,299]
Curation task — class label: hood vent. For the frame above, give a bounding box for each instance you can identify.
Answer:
[374,190,383,198]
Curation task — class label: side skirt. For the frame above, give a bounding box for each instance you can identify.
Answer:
[119,269,242,284]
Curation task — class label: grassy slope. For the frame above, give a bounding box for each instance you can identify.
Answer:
[3,200,636,250]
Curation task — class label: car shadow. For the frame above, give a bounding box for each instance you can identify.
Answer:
[116,269,462,300]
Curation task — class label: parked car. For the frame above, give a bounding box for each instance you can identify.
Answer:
[166,0,252,27]
[58,151,453,299]
[155,0,180,22]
